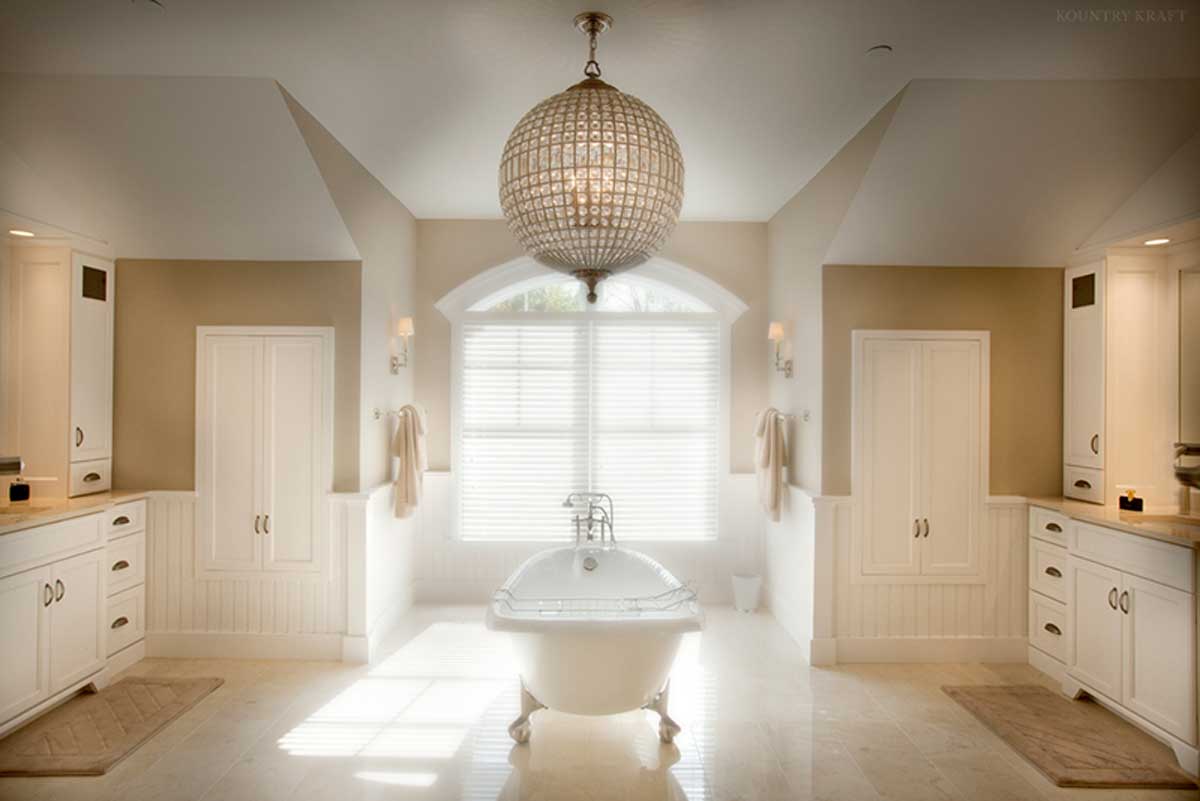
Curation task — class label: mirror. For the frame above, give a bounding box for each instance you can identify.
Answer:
[1182,268,1200,443]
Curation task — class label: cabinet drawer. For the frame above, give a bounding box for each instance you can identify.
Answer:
[0,514,104,578]
[1030,507,1069,547]
[1063,464,1104,504]
[1030,539,1068,602]
[106,532,145,597]
[106,585,144,656]
[1073,522,1193,593]
[1030,593,1067,663]
[106,500,145,539]
[68,459,111,497]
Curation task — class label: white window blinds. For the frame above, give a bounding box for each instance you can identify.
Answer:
[458,317,720,541]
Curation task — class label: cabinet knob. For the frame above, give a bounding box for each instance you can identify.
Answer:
[111,560,130,572]
[110,616,129,630]
[1045,522,1062,533]
[1044,566,1062,578]
[1043,622,1062,636]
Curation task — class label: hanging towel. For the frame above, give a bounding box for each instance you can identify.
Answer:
[754,408,789,522]
[393,404,428,519]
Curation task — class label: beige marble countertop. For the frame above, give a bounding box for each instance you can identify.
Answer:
[1028,496,1200,548]
[0,490,149,536]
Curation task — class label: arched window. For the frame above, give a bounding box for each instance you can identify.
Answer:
[437,258,746,542]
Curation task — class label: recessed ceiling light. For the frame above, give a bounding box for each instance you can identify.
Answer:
[8,229,35,237]
[1144,238,1170,246]
[866,44,894,54]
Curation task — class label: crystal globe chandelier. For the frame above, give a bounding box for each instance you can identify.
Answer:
[498,12,685,303]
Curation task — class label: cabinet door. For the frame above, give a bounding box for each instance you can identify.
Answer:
[262,336,327,573]
[1064,262,1104,469]
[1067,555,1122,701]
[69,254,114,463]
[48,550,106,691]
[197,334,263,572]
[1121,575,1196,742]
[0,567,51,723]
[919,340,982,576]
[858,338,922,575]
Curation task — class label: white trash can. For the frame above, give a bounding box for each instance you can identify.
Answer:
[731,573,762,613]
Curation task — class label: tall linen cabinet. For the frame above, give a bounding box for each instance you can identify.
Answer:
[195,327,334,579]
[852,331,988,582]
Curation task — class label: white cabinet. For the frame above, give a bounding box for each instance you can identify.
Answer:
[1066,555,1123,701]
[1064,261,1105,475]
[47,549,106,690]
[0,567,52,723]
[1121,574,1195,742]
[196,328,332,578]
[854,332,985,580]
[69,253,114,464]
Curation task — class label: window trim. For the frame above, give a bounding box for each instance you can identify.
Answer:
[437,257,746,543]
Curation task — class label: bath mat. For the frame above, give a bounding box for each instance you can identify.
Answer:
[943,684,1195,788]
[0,676,223,776]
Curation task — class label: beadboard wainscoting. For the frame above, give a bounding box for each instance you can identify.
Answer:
[766,494,1029,664]
[145,486,413,662]
[834,495,1030,662]
[413,472,763,603]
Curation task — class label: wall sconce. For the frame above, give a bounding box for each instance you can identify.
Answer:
[768,321,792,379]
[391,317,414,373]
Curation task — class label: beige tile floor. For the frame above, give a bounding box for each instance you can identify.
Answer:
[0,606,1196,801]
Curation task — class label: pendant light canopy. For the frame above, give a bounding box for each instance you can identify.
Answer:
[498,12,685,302]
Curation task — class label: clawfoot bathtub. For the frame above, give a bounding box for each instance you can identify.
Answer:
[485,545,704,744]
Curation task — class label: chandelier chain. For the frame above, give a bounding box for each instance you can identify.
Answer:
[584,27,601,77]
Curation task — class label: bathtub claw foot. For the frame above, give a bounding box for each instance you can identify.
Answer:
[644,680,682,744]
[508,684,545,745]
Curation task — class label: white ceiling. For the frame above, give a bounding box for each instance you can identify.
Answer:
[2,0,1198,221]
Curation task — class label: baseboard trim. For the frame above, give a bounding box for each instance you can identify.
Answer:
[146,631,342,661]
[835,636,1027,663]
[810,637,837,666]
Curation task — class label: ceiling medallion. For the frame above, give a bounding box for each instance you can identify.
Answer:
[498,12,685,303]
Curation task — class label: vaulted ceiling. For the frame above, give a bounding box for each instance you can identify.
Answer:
[3,0,1198,223]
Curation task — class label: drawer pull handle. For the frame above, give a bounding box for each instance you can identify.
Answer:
[922,518,929,538]
[263,515,270,535]
[254,514,261,534]
[83,472,102,483]
[1108,587,1118,610]
[75,427,84,447]
[110,616,129,630]
[1044,566,1062,578]
[1119,590,1130,614]
[55,579,64,602]
[1074,479,1092,489]
[43,584,53,608]
[1045,522,1062,533]
[111,560,130,572]
[112,515,131,526]
[1090,434,1100,455]
[1043,623,1062,636]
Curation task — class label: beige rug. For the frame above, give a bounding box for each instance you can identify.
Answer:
[0,677,223,776]
[944,685,1196,788]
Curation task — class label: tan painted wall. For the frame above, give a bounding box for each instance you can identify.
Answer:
[822,265,1063,497]
[113,260,362,492]
[414,220,769,473]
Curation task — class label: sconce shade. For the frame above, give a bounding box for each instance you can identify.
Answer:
[767,322,784,342]
[396,317,415,337]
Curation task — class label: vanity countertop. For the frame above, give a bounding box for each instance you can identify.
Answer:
[0,490,149,536]
[1029,497,1200,549]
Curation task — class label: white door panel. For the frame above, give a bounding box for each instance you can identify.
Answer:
[1064,262,1104,470]
[0,567,51,722]
[1067,555,1122,701]
[48,550,106,691]
[859,338,922,575]
[69,255,114,463]
[1121,574,1195,742]
[920,340,981,576]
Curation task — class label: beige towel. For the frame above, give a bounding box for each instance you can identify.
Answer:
[393,404,428,518]
[754,408,789,522]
